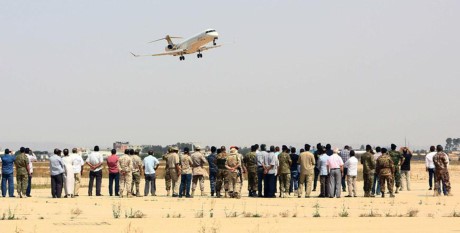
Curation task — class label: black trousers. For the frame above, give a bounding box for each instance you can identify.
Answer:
[88,170,102,196]
[51,174,63,198]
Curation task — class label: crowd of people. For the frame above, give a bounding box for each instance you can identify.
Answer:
[0,143,453,198]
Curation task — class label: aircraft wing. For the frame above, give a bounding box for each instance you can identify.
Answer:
[130,50,186,57]
[199,44,222,52]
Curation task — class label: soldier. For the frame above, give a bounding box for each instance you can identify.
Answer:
[376,148,395,198]
[163,147,172,196]
[433,145,452,196]
[215,146,229,198]
[14,147,30,198]
[389,144,404,193]
[225,147,241,198]
[244,145,258,197]
[191,145,207,197]
[118,149,133,198]
[167,146,181,197]
[207,146,218,196]
[361,145,376,197]
[277,146,292,198]
[179,147,193,198]
[130,149,143,197]
[298,144,315,198]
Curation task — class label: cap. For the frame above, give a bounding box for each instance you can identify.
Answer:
[230,146,239,150]
[230,148,237,153]
[171,146,179,151]
[4,149,10,154]
[195,145,201,150]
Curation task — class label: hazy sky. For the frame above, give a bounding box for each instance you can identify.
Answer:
[1,0,459,150]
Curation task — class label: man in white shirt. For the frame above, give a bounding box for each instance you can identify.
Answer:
[85,146,103,196]
[326,148,344,198]
[25,148,37,197]
[344,150,358,197]
[317,148,329,198]
[263,146,277,198]
[143,150,160,196]
[256,144,266,197]
[425,146,436,190]
[70,148,84,197]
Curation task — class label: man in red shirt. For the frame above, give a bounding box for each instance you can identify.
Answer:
[107,149,120,196]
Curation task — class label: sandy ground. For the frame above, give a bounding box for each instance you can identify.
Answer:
[0,162,459,233]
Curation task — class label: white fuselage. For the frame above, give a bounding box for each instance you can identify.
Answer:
[166,29,218,54]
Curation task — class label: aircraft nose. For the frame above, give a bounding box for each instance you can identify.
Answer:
[209,31,219,38]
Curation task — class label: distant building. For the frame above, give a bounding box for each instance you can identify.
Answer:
[113,141,130,152]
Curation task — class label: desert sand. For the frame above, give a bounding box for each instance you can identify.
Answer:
[0,161,459,233]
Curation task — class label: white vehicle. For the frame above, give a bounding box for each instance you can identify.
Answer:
[131,29,221,61]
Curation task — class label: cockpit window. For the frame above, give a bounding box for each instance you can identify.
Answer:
[205,30,216,33]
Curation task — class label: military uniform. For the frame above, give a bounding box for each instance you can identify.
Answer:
[191,151,207,196]
[433,152,451,196]
[131,154,143,197]
[166,151,181,196]
[376,153,395,197]
[361,151,376,197]
[277,152,292,198]
[117,154,133,198]
[389,150,404,193]
[207,153,218,196]
[243,151,258,197]
[179,154,193,197]
[14,153,29,197]
[226,150,241,198]
[215,152,228,197]
[163,152,172,195]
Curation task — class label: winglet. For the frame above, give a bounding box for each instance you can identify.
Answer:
[130,52,139,57]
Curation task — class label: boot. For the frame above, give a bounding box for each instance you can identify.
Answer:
[216,192,221,198]
[285,192,289,198]
[364,192,369,197]
[224,191,228,198]
[381,192,385,198]
[127,192,133,198]
[369,193,375,197]
[136,193,141,197]
[395,187,399,194]
[191,190,195,198]
[167,190,171,196]
[201,191,206,196]
[211,192,215,197]
[389,193,395,198]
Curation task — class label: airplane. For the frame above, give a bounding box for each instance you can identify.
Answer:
[131,29,221,61]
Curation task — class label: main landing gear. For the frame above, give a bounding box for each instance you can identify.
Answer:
[197,53,202,58]
[179,55,185,61]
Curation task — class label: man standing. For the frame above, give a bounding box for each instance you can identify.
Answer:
[1,149,16,197]
[71,148,84,197]
[163,147,172,196]
[62,149,75,198]
[118,149,133,198]
[130,149,143,197]
[179,147,193,198]
[277,146,292,198]
[25,148,37,197]
[49,149,64,198]
[256,144,267,197]
[191,145,207,197]
[167,146,181,197]
[263,146,277,198]
[215,147,228,198]
[339,146,350,192]
[344,150,358,197]
[389,144,404,194]
[143,150,160,196]
[107,149,120,196]
[206,146,218,197]
[425,146,436,190]
[327,148,343,198]
[433,145,452,196]
[289,147,299,196]
[86,146,103,196]
[371,147,382,196]
[225,147,241,198]
[317,147,329,198]
[298,144,315,198]
[244,145,258,197]
[400,147,412,191]
[376,148,395,198]
[312,143,322,192]
[361,145,376,197]
[14,147,30,198]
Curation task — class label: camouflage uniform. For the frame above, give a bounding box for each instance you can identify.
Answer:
[191,151,207,196]
[433,152,451,196]
[117,154,133,197]
[277,152,292,197]
[131,154,143,196]
[389,150,404,192]
[166,152,181,196]
[14,153,29,197]
[226,151,241,198]
[237,153,245,195]
[243,151,258,196]
[376,153,395,197]
[361,151,376,197]
[215,152,228,197]
[163,153,172,195]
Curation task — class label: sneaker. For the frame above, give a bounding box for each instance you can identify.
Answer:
[345,195,352,197]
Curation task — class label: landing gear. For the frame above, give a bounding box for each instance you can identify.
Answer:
[197,53,202,58]
[179,55,185,61]
[213,38,217,46]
